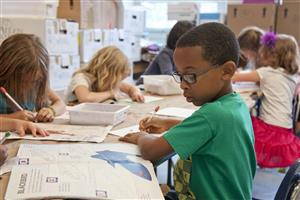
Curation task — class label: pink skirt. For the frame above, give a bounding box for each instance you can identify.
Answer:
[252,116,300,168]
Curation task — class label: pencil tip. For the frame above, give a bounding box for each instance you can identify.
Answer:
[0,87,6,94]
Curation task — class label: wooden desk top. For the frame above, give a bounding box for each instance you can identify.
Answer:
[0,94,196,199]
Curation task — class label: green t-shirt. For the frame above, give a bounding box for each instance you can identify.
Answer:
[163,92,256,200]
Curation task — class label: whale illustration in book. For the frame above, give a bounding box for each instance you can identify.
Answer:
[91,150,152,181]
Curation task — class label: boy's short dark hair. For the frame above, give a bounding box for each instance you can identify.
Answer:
[176,22,240,66]
[166,20,195,50]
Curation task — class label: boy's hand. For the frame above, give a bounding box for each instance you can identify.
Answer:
[10,110,35,121]
[139,117,170,133]
[36,107,55,122]
[13,120,49,137]
[0,145,8,166]
[119,132,147,144]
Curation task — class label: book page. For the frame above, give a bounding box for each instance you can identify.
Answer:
[5,143,164,199]
[0,124,112,143]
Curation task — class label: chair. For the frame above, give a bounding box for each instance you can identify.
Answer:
[292,93,300,135]
[274,159,300,200]
[152,152,176,188]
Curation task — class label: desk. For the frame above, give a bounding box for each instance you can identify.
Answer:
[0,94,196,199]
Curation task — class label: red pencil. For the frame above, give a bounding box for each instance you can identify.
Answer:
[0,87,23,111]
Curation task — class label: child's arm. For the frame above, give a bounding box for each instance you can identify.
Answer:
[232,71,260,83]
[48,89,65,116]
[74,86,114,103]
[139,116,181,133]
[120,133,174,161]
[120,82,144,102]
[0,111,35,121]
[0,145,7,167]
[36,89,66,122]
[0,117,49,137]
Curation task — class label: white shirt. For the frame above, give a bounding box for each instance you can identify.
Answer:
[256,66,298,128]
[65,73,93,102]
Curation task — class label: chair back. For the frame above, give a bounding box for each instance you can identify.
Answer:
[274,159,300,200]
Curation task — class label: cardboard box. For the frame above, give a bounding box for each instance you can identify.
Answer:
[1,0,58,19]
[57,0,119,29]
[227,4,276,35]
[277,2,300,44]
[49,55,80,91]
[69,103,129,125]
[79,29,103,63]
[0,17,79,55]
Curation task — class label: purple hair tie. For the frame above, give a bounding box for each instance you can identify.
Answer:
[261,32,277,49]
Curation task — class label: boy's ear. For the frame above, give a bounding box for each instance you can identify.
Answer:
[221,61,236,81]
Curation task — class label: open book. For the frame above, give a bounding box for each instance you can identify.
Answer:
[5,143,164,200]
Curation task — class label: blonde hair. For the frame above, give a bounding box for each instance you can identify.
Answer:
[74,46,130,92]
[238,26,265,52]
[260,34,300,74]
[0,34,49,111]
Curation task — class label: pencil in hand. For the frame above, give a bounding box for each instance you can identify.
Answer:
[147,106,160,123]
[0,87,23,111]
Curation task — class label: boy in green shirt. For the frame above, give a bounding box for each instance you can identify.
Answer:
[120,22,256,199]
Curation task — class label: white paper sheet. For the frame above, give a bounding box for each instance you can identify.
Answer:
[233,82,259,93]
[109,125,164,138]
[5,143,164,200]
[0,124,112,143]
[110,125,140,137]
[118,95,163,103]
[154,107,196,118]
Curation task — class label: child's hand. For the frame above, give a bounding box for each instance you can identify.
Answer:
[10,110,35,121]
[111,88,121,100]
[36,107,55,122]
[0,145,8,166]
[119,132,147,144]
[139,117,169,133]
[13,119,49,137]
[131,92,144,102]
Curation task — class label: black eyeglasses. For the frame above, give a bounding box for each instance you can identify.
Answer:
[172,64,219,84]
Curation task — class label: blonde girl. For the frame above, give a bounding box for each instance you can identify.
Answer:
[233,32,300,168]
[66,46,144,103]
[0,34,65,122]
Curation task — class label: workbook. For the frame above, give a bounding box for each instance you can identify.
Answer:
[5,143,164,199]
[0,123,112,143]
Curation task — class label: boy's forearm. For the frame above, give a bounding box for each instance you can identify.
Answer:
[138,134,174,162]
[165,118,182,128]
